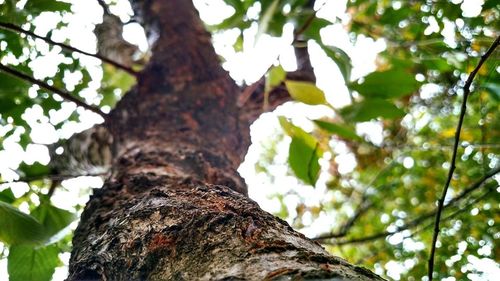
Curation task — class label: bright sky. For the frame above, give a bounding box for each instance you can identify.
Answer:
[0,0,497,280]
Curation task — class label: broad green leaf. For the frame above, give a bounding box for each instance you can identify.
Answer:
[0,71,29,97]
[31,203,75,240]
[285,80,326,105]
[340,99,406,122]
[289,134,322,186]
[8,244,60,281]
[0,188,16,204]
[279,117,323,186]
[278,116,295,136]
[0,201,45,245]
[25,0,71,13]
[318,43,352,83]
[313,120,362,141]
[18,162,51,179]
[266,65,286,92]
[349,69,420,99]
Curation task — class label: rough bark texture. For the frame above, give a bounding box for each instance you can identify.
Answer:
[67,0,384,280]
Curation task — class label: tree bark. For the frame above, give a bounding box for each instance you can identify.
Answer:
[67,1,383,280]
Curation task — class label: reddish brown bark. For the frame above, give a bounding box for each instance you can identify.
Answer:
[67,1,383,280]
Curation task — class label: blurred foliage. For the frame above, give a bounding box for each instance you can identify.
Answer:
[0,0,498,280]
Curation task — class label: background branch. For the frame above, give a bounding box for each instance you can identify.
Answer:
[237,1,326,108]
[0,63,106,117]
[315,166,499,245]
[0,172,107,185]
[0,21,137,76]
[427,35,499,280]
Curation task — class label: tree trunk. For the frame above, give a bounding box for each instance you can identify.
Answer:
[67,1,383,280]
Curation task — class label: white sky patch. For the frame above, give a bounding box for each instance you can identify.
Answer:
[461,0,484,18]
[356,121,384,145]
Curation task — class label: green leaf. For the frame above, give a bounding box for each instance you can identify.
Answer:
[0,71,29,97]
[256,0,280,42]
[279,117,323,186]
[483,82,500,102]
[0,188,16,204]
[31,203,75,240]
[266,65,286,92]
[8,244,60,281]
[18,162,51,179]
[318,43,352,83]
[25,0,71,13]
[278,116,295,136]
[340,99,406,122]
[289,134,322,186]
[294,10,332,41]
[349,69,420,99]
[285,80,326,105]
[313,120,362,141]
[0,201,45,245]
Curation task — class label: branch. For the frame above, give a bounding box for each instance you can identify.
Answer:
[314,157,400,240]
[0,63,106,117]
[237,1,327,108]
[0,21,138,76]
[428,35,499,280]
[314,166,499,245]
[0,172,107,185]
[96,0,111,16]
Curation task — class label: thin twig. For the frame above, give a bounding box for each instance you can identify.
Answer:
[315,157,400,240]
[0,172,107,185]
[237,2,328,107]
[0,21,137,76]
[314,166,499,244]
[0,63,106,117]
[409,189,494,240]
[427,35,499,281]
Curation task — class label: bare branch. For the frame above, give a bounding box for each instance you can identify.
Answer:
[0,172,107,185]
[0,63,106,117]
[0,21,138,76]
[314,166,499,245]
[96,0,111,16]
[237,1,327,108]
[428,35,499,280]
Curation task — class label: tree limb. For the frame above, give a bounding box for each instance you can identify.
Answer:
[0,172,107,185]
[0,21,138,76]
[237,1,327,108]
[314,166,499,245]
[0,63,106,117]
[428,35,499,280]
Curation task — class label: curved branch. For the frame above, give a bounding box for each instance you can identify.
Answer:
[0,63,106,117]
[428,35,499,280]
[314,166,499,244]
[0,21,138,76]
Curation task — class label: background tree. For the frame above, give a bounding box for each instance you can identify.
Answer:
[0,0,498,280]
